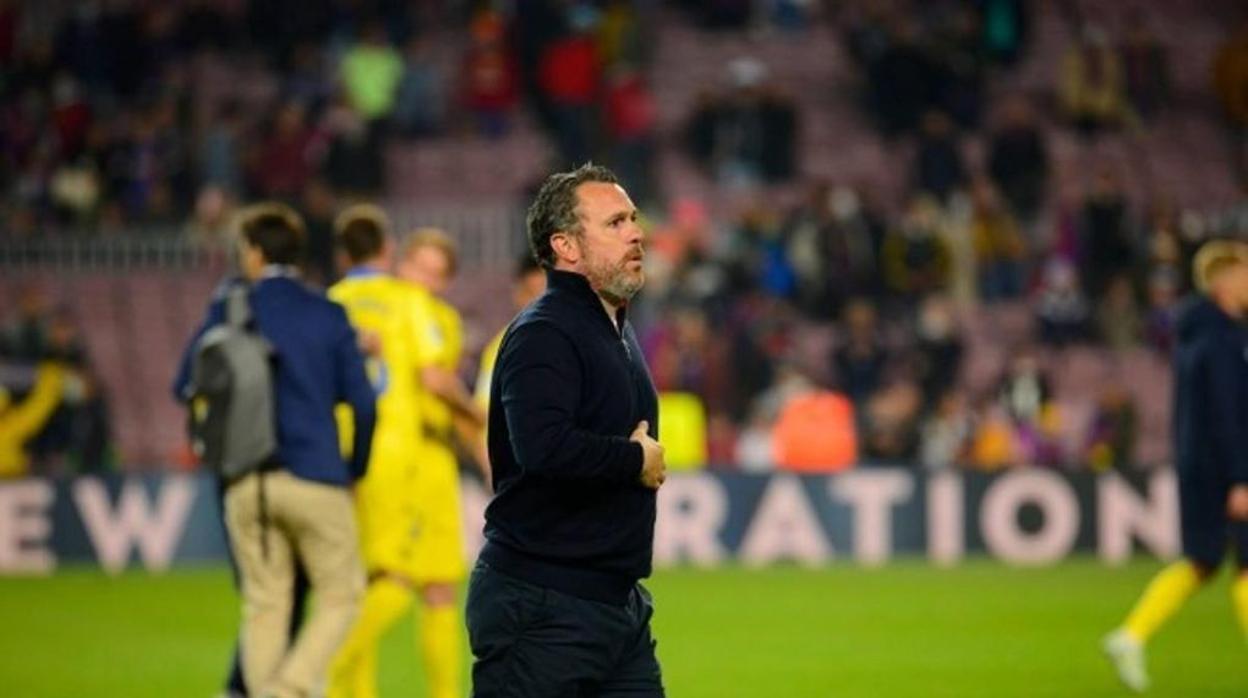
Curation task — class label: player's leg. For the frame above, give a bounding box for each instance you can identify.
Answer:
[1231,522,1248,642]
[598,584,665,698]
[1104,480,1224,692]
[329,458,418,698]
[419,582,463,698]
[412,449,468,698]
[330,572,416,698]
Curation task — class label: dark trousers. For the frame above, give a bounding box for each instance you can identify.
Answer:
[466,561,664,698]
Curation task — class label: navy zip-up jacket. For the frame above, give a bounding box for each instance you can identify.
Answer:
[1173,297,1248,487]
[174,272,376,486]
[481,269,659,605]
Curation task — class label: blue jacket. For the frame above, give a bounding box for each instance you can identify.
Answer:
[174,272,376,485]
[481,269,658,605]
[1173,297,1248,486]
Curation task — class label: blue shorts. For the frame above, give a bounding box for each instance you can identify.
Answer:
[1179,475,1248,568]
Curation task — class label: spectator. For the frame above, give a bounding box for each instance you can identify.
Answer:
[1214,24,1248,184]
[299,179,337,286]
[861,380,923,461]
[1144,268,1180,355]
[603,65,657,208]
[1060,24,1128,136]
[968,400,1018,471]
[882,196,952,300]
[251,100,318,200]
[321,95,384,196]
[979,0,1029,66]
[834,299,889,407]
[914,295,964,406]
[538,8,603,166]
[914,110,967,203]
[1120,11,1169,120]
[1081,168,1135,301]
[987,96,1049,223]
[1083,384,1137,471]
[459,10,519,139]
[1096,274,1142,350]
[0,361,65,478]
[646,304,732,413]
[868,18,934,136]
[919,390,973,470]
[998,350,1051,425]
[198,101,244,196]
[340,21,403,123]
[1035,259,1091,346]
[391,35,444,138]
[970,180,1026,300]
[786,183,886,316]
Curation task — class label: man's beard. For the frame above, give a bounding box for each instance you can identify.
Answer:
[585,253,644,306]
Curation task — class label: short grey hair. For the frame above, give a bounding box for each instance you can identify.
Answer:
[526,163,619,269]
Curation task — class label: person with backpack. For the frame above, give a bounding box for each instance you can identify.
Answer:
[174,202,377,698]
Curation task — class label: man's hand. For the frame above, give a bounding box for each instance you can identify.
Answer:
[1228,484,1248,521]
[358,330,382,357]
[631,420,666,490]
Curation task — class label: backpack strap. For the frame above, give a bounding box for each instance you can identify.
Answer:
[225,283,252,328]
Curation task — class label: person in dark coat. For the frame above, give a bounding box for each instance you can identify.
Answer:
[1104,240,1248,692]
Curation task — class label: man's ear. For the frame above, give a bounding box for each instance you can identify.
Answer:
[551,232,581,265]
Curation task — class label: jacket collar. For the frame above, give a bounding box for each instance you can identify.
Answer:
[546,268,629,330]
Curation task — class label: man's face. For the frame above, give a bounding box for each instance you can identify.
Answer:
[564,181,645,305]
[399,244,453,296]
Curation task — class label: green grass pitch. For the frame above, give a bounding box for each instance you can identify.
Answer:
[0,559,1244,697]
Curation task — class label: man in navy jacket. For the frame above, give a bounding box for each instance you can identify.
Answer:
[467,164,668,697]
[175,203,376,698]
[1104,240,1248,692]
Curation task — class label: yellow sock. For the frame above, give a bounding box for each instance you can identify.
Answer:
[419,602,463,698]
[1232,574,1248,642]
[1122,560,1203,643]
[329,576,414,698]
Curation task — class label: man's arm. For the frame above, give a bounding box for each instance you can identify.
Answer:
[498,322,643,485]
[1207,334,1248,485]
[172,284,230,402]
[421,366,486,426]
[333,308,377,481]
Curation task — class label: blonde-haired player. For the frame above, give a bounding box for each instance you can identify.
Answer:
[1104,240,1248,692]
[326,204,436,698]
[395,228,488,698]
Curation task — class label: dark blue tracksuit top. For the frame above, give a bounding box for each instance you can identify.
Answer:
[480,269,659,605]
[1173,297,1248,491]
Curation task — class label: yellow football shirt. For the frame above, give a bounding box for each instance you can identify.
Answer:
[329,270,435,455]
[415,294,464,440]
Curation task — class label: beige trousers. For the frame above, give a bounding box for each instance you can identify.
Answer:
[225,470,364,698]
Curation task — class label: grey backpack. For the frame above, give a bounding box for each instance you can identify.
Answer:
[187,284,277,479]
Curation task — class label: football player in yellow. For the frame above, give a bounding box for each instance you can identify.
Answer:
[394,228,488,698]
[326,205,435,698]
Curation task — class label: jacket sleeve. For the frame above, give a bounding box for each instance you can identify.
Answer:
[172,287,228,402]
[497,321,643,485]
[1205,332,1248,484]
[332,306,376,481]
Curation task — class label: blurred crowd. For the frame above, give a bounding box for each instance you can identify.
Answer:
[4,0,1248,472]
[0,0,668,253]
[0,285,112,477]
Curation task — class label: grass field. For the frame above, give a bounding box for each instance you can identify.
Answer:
[1,559,1245,697]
